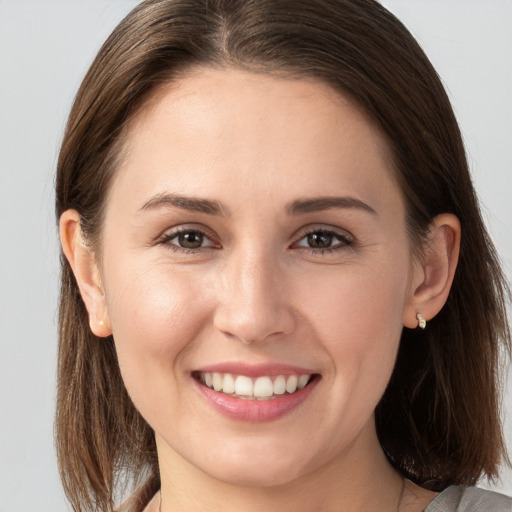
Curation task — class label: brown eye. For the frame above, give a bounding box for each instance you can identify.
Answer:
[159,228,216,251]
[307,231,333,249]
[178,231,204,249]
[295,228,353,253]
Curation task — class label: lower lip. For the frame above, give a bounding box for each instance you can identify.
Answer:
[194,375,320,422]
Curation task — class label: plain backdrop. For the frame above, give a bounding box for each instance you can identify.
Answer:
[0,1,511,511]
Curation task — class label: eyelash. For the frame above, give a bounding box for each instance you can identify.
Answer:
[292,228,354,255]
[156,227,354,255]
[156,227,219,254]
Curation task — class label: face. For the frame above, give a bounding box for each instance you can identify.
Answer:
[96,68,417,486]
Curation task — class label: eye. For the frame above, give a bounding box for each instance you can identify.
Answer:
[158,228,217,252]
[294,228,353,252]
[175,230,207,249]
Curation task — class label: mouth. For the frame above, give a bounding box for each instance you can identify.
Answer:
[192,366,320,422]
[193,371,315,400]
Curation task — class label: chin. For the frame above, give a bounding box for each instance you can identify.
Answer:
[204,459,308,489]
[184,434,328,489]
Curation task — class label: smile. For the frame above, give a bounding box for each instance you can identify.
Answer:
[193,368,320,422]
[196,372,313,400]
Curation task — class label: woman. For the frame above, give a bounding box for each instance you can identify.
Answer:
[55,0,512,511]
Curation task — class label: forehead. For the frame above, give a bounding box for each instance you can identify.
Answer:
[128,66,388,153]
[111,66,402,217]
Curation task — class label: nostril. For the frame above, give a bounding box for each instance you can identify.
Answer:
[213,305,296,346]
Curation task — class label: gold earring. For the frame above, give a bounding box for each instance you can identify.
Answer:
[416,313,426,330]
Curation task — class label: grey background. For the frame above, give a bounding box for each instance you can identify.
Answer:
[0,1,510,510]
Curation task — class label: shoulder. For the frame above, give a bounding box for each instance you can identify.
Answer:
[425,486,512,512]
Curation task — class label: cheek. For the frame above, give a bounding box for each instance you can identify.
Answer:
[102,259,211,389]
[301,259,408,334]
[298,259,409,398]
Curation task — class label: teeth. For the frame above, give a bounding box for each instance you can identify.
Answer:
[273,375,286,395]
[223,373,235,394]
[212,372,223,391]
[285,375,298,393]
[199,372,313,399]
[253,376,273,397]
[235,375,253,396]
[298,374,310,389]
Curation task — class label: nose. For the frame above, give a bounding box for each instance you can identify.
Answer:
[213,248,296,345]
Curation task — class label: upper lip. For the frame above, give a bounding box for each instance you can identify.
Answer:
[193,362,316,378]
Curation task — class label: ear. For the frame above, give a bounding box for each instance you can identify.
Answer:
[403,214,461,329]
[59,209,112,337]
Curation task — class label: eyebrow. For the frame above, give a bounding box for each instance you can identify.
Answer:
[139,193,376,217]
[286,196,377,216]
[140,193,226,215]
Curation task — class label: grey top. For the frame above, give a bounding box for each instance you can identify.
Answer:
[424,486,512,512]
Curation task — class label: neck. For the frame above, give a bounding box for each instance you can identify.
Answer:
[156,421,404,512]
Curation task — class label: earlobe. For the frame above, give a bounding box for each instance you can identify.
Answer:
[59,209,112,338]
[403,214,461,329]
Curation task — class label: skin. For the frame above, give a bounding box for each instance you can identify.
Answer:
[61,67,460,511]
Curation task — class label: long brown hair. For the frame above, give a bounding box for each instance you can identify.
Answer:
[55,1,511,510]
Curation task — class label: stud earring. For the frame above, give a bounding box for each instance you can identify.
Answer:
[89,316,106,332]
[416,313,426,330]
